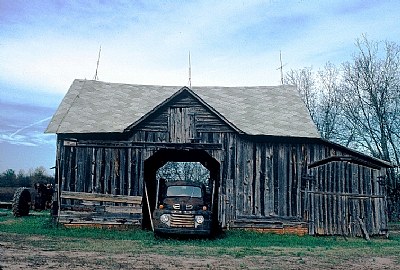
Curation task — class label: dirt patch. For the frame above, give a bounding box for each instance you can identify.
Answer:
[0,234,398,270]
[0,219,17,225]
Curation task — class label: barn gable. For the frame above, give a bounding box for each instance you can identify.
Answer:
[127,87,237,140]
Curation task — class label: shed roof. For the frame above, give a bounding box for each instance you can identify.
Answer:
[46,79,320,138]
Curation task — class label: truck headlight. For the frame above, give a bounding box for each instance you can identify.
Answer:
[195,215,204,224]
[160,214,169,223]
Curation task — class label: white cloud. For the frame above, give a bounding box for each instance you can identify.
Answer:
[0,116,54,147]
[1,0,400,173]
[1,0,400,95]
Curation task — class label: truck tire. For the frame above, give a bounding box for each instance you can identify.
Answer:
[12,188,31,217]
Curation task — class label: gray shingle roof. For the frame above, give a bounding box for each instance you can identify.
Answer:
[45,79,320,138]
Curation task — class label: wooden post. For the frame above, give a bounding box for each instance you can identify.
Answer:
[144,183,154,231]
[155,178,160,209]
[56,157,61,220]
[357,216,370,241]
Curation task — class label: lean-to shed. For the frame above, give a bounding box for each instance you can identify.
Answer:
[46,79,392,237]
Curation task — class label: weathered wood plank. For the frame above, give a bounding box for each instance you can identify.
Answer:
[236,139,245,217]
[252,143,258,215]
[61,191,142,204]
[265,145,273,216]
[279,146,287,216]
[259,143,266,216]
[304,190,385,199]
[290,147,298,217]
[104,148,112,194]
[229,133,237,222]
[244,140,253,216]
[287,146,292,217]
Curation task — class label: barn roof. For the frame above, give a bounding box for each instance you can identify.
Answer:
[45,79,320,138]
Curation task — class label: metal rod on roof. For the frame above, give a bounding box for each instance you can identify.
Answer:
[276,50,287,85]
[279,51,283,84]
[188,51,192,88]
[93,45,102,81]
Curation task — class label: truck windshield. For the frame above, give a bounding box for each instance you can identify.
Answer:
[166,186,202,198]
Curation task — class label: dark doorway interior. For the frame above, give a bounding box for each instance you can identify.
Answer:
[142,149,220,230]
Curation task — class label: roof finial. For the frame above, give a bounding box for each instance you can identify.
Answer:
[93,45,102,81]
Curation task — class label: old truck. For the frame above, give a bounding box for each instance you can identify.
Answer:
[152,180,214,236]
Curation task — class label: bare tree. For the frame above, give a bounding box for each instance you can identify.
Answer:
[341,36,400,220]
[285,67,318,124]
[316,62,343,140]
[287,36,400,220]
[285,64,343,140]
[341,35,400,165]
[157,162,209,184]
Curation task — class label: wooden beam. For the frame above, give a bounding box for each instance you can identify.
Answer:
[0,202,12,209]
[301,190,384,199]
[308,156,383,170]
[61,191,142,204]
[63,141,223,150]
[357,216,370,241]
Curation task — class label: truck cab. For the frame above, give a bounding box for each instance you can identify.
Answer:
[152,180,213,236]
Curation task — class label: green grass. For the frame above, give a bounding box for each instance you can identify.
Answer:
[1,208,399,260]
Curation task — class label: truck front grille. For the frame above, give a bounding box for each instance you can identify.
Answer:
[170,213,195,228]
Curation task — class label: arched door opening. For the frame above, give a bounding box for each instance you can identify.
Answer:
[142,149,220,231]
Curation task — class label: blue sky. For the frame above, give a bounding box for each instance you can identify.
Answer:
[1,0,400,174]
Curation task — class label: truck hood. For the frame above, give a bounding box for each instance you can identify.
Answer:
[163,197,204,210]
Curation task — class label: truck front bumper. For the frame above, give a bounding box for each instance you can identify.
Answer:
[153,209,212,236]
[154,226,211,236]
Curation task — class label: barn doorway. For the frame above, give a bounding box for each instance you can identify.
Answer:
[142,149,220,230]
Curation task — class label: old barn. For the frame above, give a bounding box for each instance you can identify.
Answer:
[46,79,392,237]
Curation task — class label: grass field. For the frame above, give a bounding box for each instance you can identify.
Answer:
[0,209,399,269]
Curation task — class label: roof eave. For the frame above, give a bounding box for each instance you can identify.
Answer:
[319,138,393,168]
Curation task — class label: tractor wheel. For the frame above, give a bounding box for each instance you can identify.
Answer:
[12,188,31,217]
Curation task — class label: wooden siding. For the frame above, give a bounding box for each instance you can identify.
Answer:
[168,107,195,143]
[305,162,387,237]
[57,132,388,236]
[133,91,234,134]
[225,141,311,220]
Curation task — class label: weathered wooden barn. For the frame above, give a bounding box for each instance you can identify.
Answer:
[46,79,392,237]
